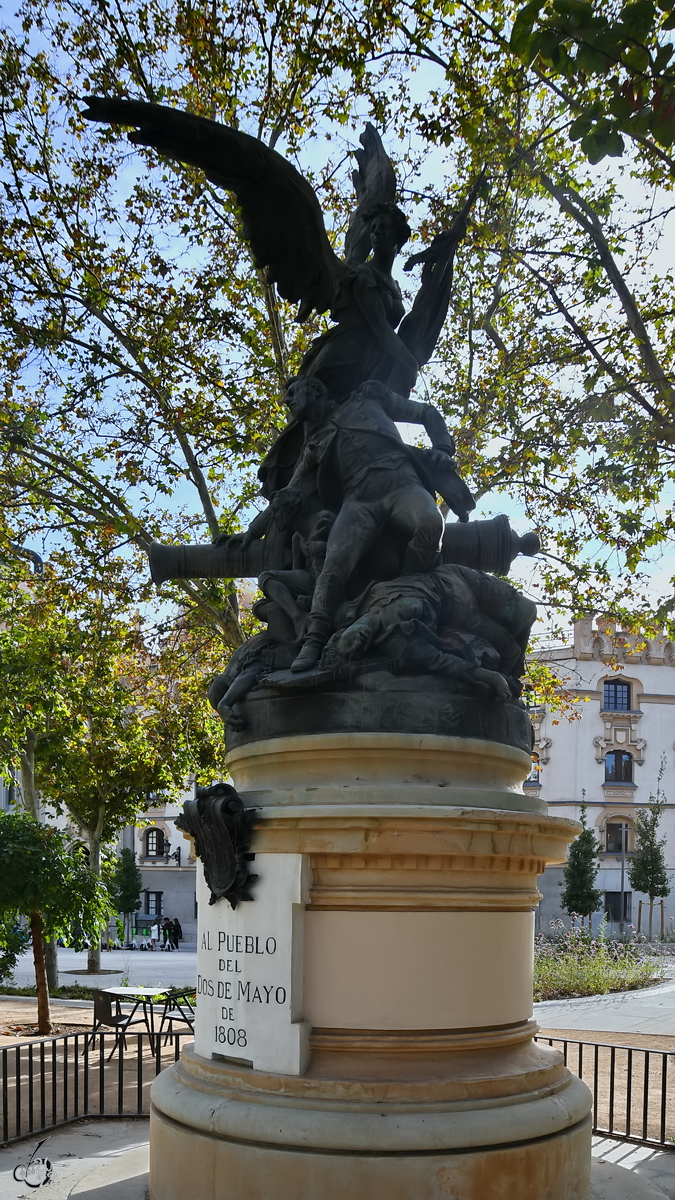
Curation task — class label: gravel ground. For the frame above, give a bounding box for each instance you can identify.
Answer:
[0,1000,93,1046]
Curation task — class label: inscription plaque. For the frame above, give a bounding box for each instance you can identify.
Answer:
[193,852,310,1074]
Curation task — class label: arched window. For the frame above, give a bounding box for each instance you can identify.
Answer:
[605,821,632,853]
[145,828,165,857]
[605,751,633,784]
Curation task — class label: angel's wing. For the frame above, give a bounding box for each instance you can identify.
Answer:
[343,123,397,266]
[82,99,345,320]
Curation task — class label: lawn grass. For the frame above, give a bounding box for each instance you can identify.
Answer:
[0,982,96,1000]
[534,922,668,1001]
[0,981,196,1001]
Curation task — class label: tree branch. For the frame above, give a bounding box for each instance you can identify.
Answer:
[517,146,675,412]
[514,252,664,424]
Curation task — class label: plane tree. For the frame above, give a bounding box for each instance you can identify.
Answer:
[4,0,675,648]
[0,0,398,645]
[0,809,109,1032]
[0,551,228,973]
[343,0,675,629]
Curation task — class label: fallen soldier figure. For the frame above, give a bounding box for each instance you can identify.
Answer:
[320,602,511,700]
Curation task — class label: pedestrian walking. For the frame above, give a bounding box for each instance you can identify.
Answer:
[171,918,182,950]
[150,923,159,950]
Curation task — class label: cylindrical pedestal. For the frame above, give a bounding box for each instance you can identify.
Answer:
[151,734,592,1200]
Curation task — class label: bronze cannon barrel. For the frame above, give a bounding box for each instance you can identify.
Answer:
[148,539,265,585]
[442,515,540,576]
[148,516,540,587]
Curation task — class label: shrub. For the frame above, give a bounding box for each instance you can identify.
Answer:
[534,919,667,1001]
[0,915,29,984]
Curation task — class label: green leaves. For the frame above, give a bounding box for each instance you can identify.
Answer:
[512,0,675,162]
[110,847,143,916]
[366,0,675,627]
[0,556,228,859]
[510,0,546,60]
[568,108,599,139]
[0,917,29,984]
[581,124,626,162]
[0,0,674,647]
[621,0,658,40]
[0,810,110,938]
[0,0,401,647]
[628,784,671,901]
[560,804,604,918]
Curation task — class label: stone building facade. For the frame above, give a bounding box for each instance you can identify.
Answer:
[532,618,675,933]
[119,783,198,947]
[0,765,200,946]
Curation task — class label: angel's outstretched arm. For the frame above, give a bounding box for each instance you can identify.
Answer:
[398,172,485,368]
[397,233,464,370]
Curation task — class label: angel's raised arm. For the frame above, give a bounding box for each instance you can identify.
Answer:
[82,98,346,321]
[397,171,485,369]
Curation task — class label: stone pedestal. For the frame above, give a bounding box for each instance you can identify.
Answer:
[150,732,593,1199]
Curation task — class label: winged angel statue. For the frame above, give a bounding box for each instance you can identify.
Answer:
[82,99,479,401]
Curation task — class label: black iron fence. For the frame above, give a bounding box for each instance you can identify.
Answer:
[1,1030,192,1145]
[536,1036,675,1150]
[2,1031,673,1150]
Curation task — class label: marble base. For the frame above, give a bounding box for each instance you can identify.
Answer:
[151,1042,592,1200]
[153,732,592,1199]
[227,730,543,809]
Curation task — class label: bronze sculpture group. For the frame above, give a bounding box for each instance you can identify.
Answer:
[83,99,539,746]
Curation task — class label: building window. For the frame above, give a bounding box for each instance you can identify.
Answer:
[605,750,633,784]
[525,753,540,784]
[145,891,163,917]
[604,891,632,923]
[145,828,165,857]
[0,774,16,810]
[606,822,630,853]
[603,680,631,711]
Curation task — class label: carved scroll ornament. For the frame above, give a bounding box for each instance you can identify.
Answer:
[175,782,259,908]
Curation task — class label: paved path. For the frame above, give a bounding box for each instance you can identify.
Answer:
[8,946,197,992]
[0,1121,672,1199]
[0,1119,149,1199]
[534,968,675,1037]
[593,1138,675,1199]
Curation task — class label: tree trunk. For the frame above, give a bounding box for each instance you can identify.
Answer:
[19,730,39,820]
[87,826,103,973]
[649,899,654,940]
[30,911,52,1034]
[22,732,60,987]
[44,937,58,990]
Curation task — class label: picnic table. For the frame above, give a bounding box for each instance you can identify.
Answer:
[103,985,195,1051]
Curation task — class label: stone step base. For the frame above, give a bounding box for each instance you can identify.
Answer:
[591,1160,669,1199]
